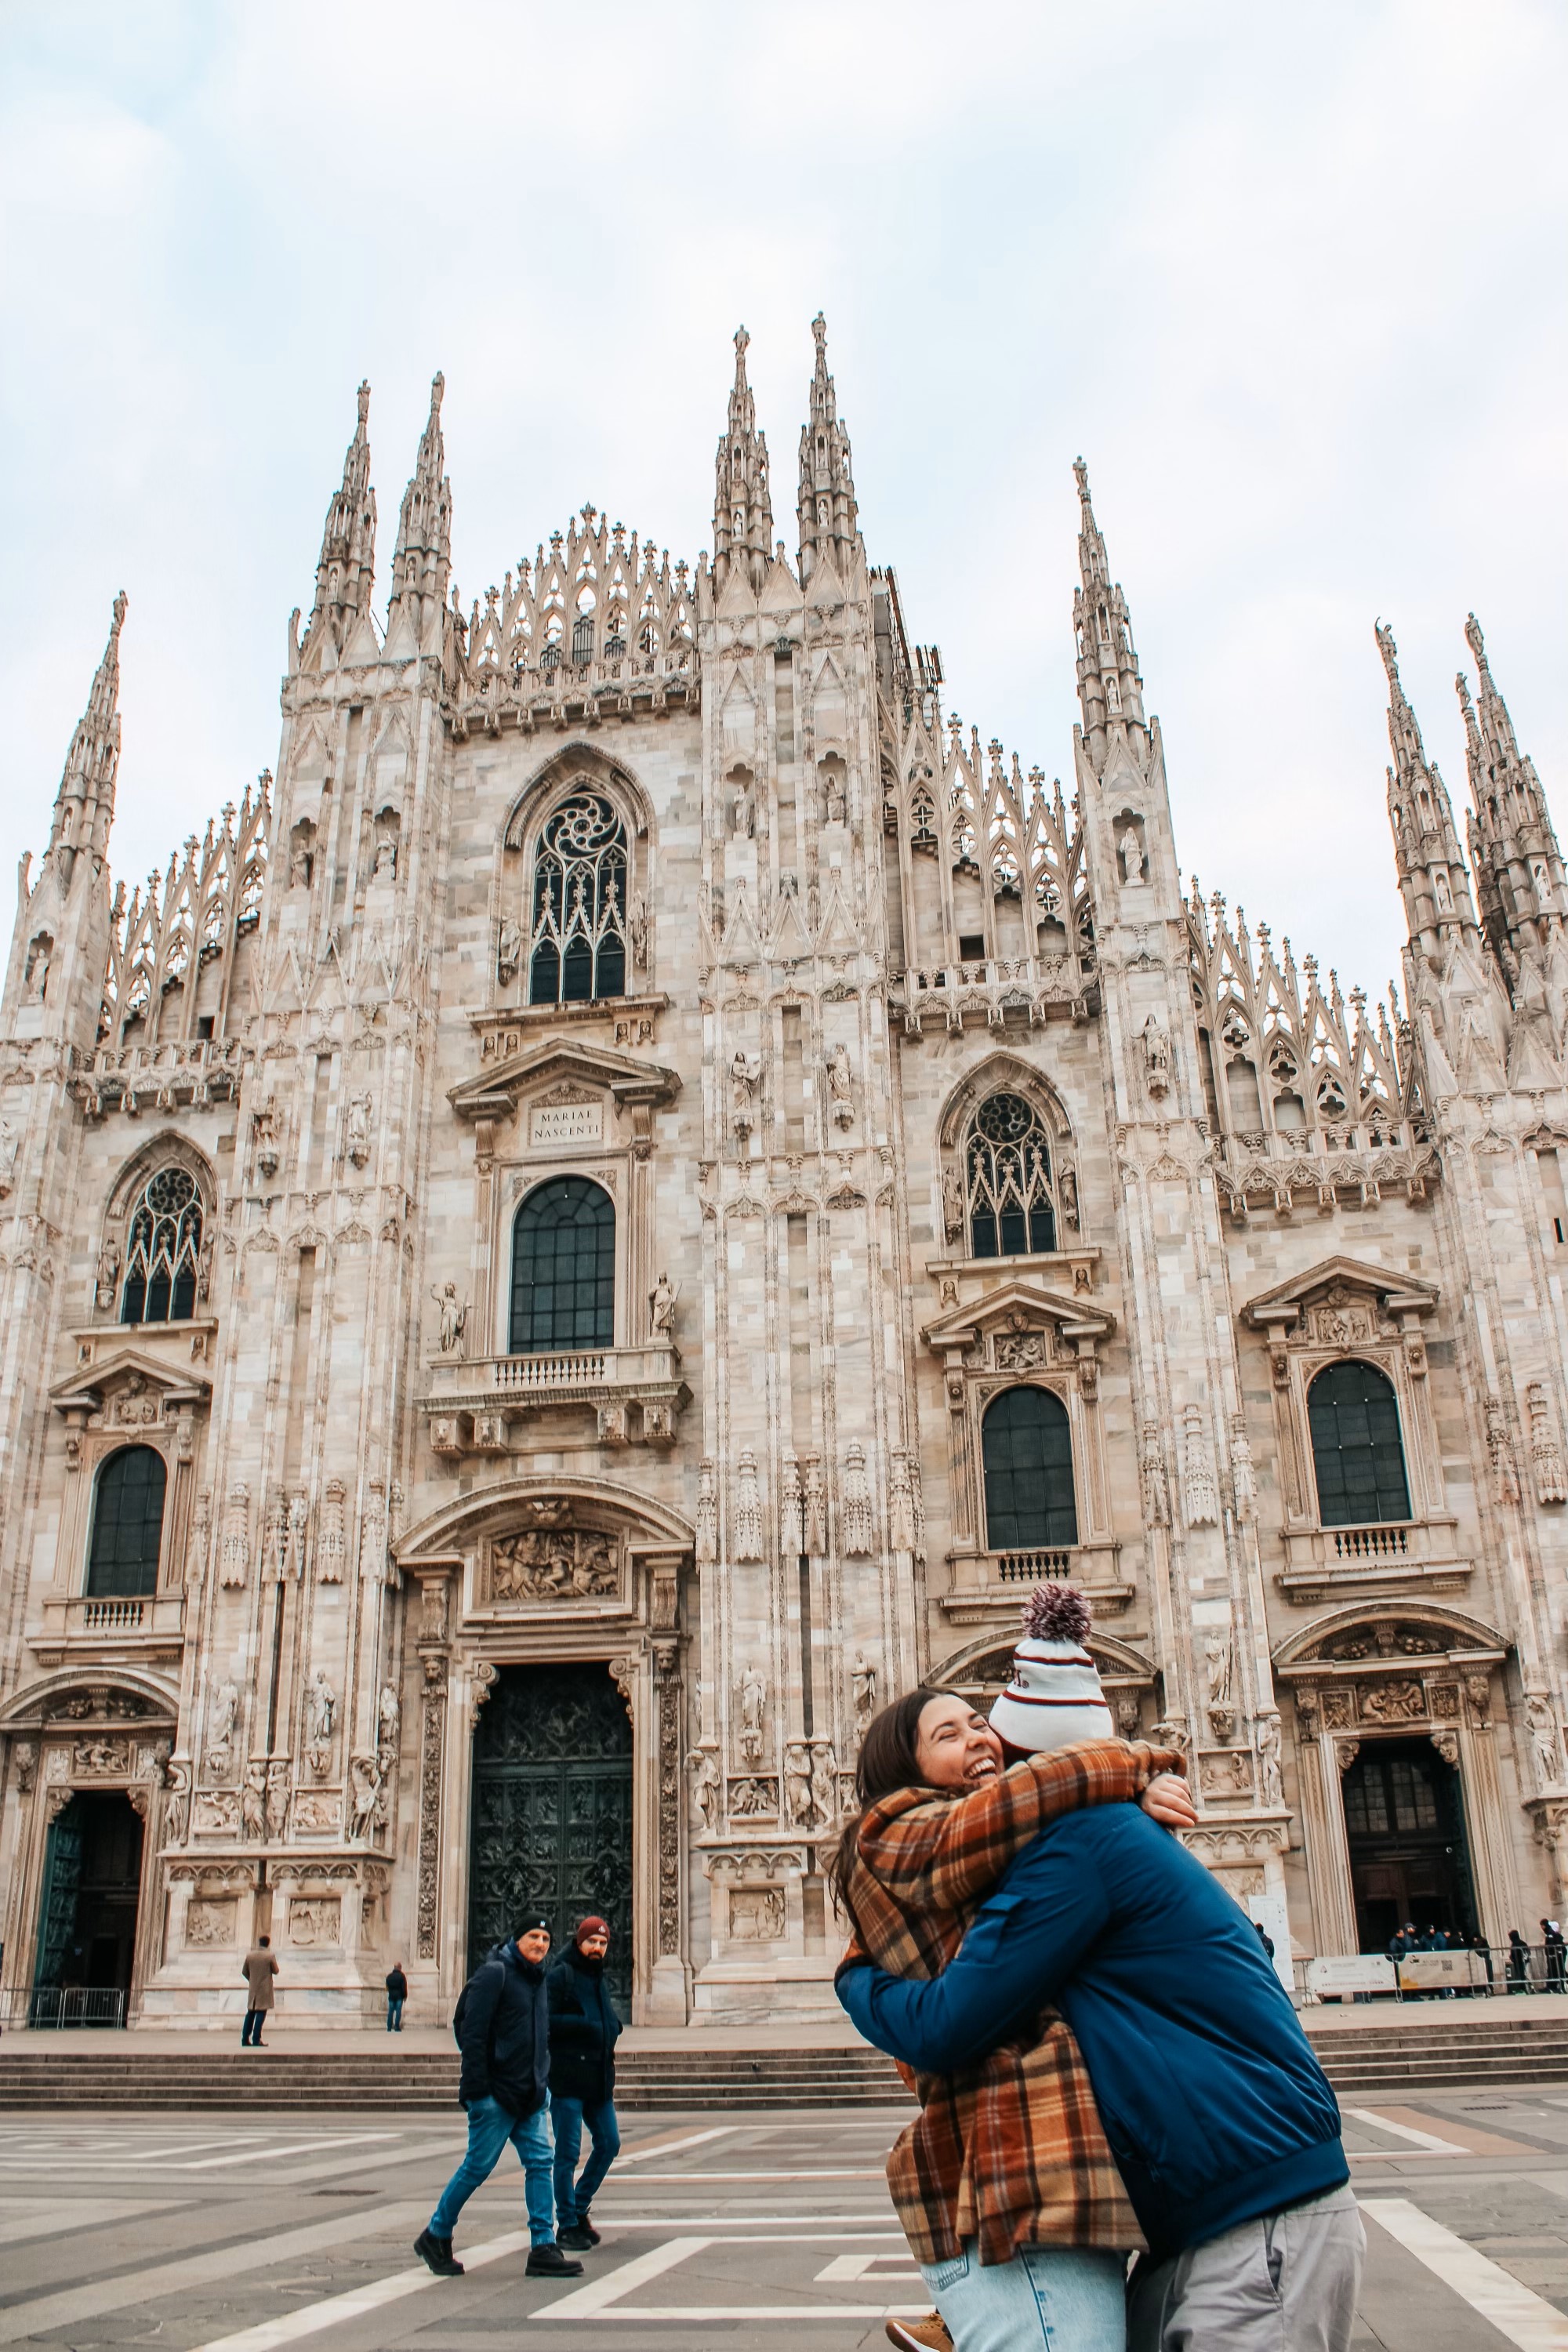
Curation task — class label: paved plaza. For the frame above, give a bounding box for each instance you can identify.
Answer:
[0,2090,1566,2348]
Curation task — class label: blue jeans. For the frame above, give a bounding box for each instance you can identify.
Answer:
[241,2009,266,2045]
[921,2241,1127,2352]
[551,2095,620,2224]
[387,1997,405,2031]
[430,2093,555,2246]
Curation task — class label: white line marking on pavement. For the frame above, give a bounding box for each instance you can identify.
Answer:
[0,2198,173,2247]
[614,2127,738,2166]
[1361,2198,1568,2350]
[1345,2108,1471,2155]
[815,2252,922,2281]
[0,2199,431,2347]
[592,2212,898,2227]
[189,2227,534,2352]
[561,2308,931,2322]
[626,2169,884,2181]
[533,2237,710,2318]
[170,2131,400,2171]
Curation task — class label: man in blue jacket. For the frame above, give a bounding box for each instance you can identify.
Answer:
[839,1803,1363,2350]
[414,1912,584,2281]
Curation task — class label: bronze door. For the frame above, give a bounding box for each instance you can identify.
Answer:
[468,1662,633,2008]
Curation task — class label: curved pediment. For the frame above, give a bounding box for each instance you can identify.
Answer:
[1272,1599,1508,1672]
[0,1665,180,1731]
[448,1034,681,1128]
[395,1470,695,1568]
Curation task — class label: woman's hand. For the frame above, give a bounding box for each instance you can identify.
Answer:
[1141,1771,1198,1830]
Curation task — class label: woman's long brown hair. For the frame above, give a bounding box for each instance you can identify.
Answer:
[824,1686,942,1930]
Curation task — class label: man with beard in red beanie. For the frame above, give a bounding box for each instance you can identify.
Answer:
[547,1915,623,2250]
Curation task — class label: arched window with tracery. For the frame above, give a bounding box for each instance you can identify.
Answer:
[528,792,629,1006]
[510,1176,615,1353]
[1308,1359,1411,1526]
[86,1445,167,1598]
[966,1091,1056,1258]
[120,1167,202,1325]
[982,1387,1078,1550]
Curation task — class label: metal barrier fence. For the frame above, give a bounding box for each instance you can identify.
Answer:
[1298,1943,1568,2003]
[0,1986,129,2029]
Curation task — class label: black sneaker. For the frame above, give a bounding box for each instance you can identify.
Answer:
[526,2242,585,2278]
[557,2220,599,2250]
[413,2228,464,2277]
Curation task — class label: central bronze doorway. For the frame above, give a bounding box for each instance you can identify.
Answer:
[1341,1735,1478,1951]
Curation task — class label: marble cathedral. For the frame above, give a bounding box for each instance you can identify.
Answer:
[3,320,1567,2028]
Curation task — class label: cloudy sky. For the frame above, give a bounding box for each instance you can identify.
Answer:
[2,0,1562,1000]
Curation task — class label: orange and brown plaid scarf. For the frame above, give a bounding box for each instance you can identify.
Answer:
[840,1738,1181,2267]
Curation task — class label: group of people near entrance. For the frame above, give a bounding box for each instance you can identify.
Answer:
[416,1577,1364,2350]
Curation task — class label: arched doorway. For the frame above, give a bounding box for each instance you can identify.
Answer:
[33,1791,144,2025]
[1342,1736,1479,1951]
[468,1664,633,2007]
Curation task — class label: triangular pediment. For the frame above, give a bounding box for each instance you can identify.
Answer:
[448,1035,681,1123]
[50,1345,212,1413]
[922,1277,1116,1352]
[1242,1254,1438,1329]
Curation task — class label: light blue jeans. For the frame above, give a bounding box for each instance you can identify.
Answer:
[921,2241,1127,2352]
[551,2095,621,2224]
[430,2092,555,2246]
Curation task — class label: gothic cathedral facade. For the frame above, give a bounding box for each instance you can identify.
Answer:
[3,322,1566,2027]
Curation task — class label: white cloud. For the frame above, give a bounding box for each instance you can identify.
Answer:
[1,0,1562,1002]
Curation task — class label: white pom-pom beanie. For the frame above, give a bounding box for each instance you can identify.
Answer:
[989,1581,1114,1754]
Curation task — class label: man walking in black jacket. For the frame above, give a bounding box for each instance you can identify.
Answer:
[548,1915,623,2249]
[413,1913,583,2281]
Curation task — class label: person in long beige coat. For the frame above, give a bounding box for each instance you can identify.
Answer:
[241,1936,278,2047]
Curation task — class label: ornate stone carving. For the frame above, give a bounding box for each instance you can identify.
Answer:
[491,1527,619,1602]
[186,1896,236,1947]
[265,1759,290,1839]
[688,1744,721,1833]
[194,1788,240,1835]
[187,1488,212,1587]
[1485,1394,1520,1505]
[417,1677,445,1960]
[801,1453,828,1554]
[1204,1635,1235,1744]
[809,1740,838,1829]
[13,1740,38,1797]
[840,1443,874,1555]
[289,1894,342,1946]
[1230,1417,1257,1523]
[826,1043,855,1131]
[1182,1405,1219,1528]
[1359,1680,1425,1723]
[729,1049,761,1141]
[1142,1013,1172,1099]
[359,1481,389,1584]
[220,1485,250,1588]
[1429,1729,1460,1768]
[1256,1711,1283,1806]
[1527,1381,1568,1505]
[1335,1739,1359,1773]
[695,1457,718,1566]
[430,1281,468,1356]
[1140,1423,1170,1528]
[655,1644,682,1957]
[1526,1694,1564,1792]
[71,1737,132,1775]
[316,1479,347,1582]
[469,1660,499,1727]
[737,1661,767,1765]
[851,1653,877,1743]
[303,1669,336,1779]
[729,1775,777,1817]
[784,1742,814,1828]
[731,1449,764,1562]
[731,1886,786,1940]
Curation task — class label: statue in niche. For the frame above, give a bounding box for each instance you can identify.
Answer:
[649,1272,677,1338]
[809,1742,838,1829]
[1527,1694,1563,1791]
[372,835,397,883]
[240,1762,267,1842]
[730,775,756,839]
[822,769,846,824]
[377,1683,400,1762]
[852,1654,877,1741]
[210,1679,240,1759]
[941,1163,964,1243]
[304,1668,336,1764]
[265,1760,290,1838]
[498,916,524,981]
[1142,1013,1172,1098]
[28,937,51,1002]
[350,1752,384,1841]
[688,1748,721,1833]
[783,1742,813,1828]
[289,840,311,889]
[1256,1711,1284,1808]
[628,893,648,968]
[738,1662,767,1765]
[345,1092,372,1167]
[0,1121,17,1195]
[430,1282,468,1357]
[1118,829,1145,884]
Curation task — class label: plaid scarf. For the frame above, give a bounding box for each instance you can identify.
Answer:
[841,1737,1180,2267]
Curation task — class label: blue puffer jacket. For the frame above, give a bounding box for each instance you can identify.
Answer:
[837,1803,1345,2259]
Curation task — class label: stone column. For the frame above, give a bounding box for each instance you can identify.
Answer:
[648,1626,689,2023]
[1291,1686,1357,1955]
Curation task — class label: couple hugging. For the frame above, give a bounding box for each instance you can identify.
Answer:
[831,1584,1363,2352]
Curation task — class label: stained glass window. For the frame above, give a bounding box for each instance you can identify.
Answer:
[528,793,628,1006]
[967,1092,1056,1258]
[120,1167,201,1325]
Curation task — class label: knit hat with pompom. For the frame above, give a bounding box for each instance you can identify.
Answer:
[989,1581,1114,1754]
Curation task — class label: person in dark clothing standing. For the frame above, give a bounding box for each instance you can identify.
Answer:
[1508,1926,1533,1992]
[241,1936,278,2046]
[1544,1918,1566,1991]
[414,1914,583,2281]
[385,1962,408,2032]
[548,1916,623,2249]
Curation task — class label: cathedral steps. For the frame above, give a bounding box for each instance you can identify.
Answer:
[3,2010,1568,2107]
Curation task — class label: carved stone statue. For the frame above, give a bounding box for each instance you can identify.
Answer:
[265,1759,290,1838]
[940,1163,964,1242]
[240,1762,267,1841]
[822,769,846,824]
[1142,1013,1172,1098]
[783,1741,813,1828]
[1118,828,1145,884]
[840,1443,875,1555]
[732,1449,764,1561]
[1527,1694,1563,1791]
[628,893,648,968]
[431,1282,468,1356]
[649,1271,677,1338]
[809,1741,838,1829]
[304,1668,336,1760]
[730,1050,762,1138]
[0,1121,16,1195]
[289,840,310,889]
[688,1747,721,1833]
[350,1751,383,1840]
[95,1237,120,1308]
[377,1683,401,1760]
[852,1653,877,1740]
[1256,1711,1283,1808]
[498,916,524,980]
[826,1043,855,1131]
[738,1662,767,1764]
[372,834,397,882]
[345,1091,372,1167]
[730,775,755,838]
[210,1679,240,1759]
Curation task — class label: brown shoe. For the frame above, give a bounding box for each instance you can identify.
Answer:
[886,2315,953,2352]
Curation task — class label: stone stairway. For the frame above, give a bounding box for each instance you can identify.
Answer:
[5,2008,1568,2110]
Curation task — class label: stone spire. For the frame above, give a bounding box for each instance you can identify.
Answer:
[797,311,858,587]
[1377,619,1478,964]
[301,381,376,664]
[1071,459,1147,775]
[386,372,452,649]
[712,326,772,597]
[49,590,126,873]
[1458,612,1565,978]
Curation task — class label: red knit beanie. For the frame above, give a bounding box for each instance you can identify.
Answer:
[575,1915,611,1945]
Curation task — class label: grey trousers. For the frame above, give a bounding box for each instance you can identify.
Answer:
[1127,2186,1364,2352]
